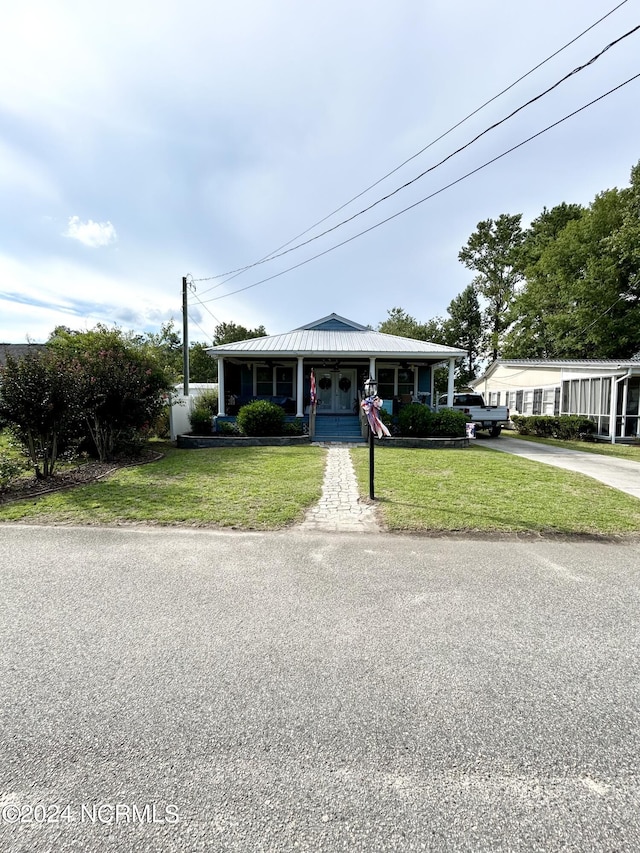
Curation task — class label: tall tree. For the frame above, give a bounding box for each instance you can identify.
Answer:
[189,341,218,382]
[378,307,446,342]
[213,322,266,346]
[458,213,524,361]
[444,285,482,385]
[504,169,640,359]
[504,203,584,357]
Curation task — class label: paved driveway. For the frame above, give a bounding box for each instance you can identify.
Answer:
[1,525,640,852]
[488,436,640,499]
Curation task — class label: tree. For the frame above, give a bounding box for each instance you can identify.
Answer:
[504,171,640,358]
[0,350,81,477]
[213,322,266,346]
[144,320,183,380]
[378,307,446,342]
[444,285,482,385]
[48,326,173,461]
[458,213,525,361]
[189,342,217,382]
[503,203,585,358]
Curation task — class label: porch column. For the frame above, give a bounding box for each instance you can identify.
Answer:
[446,358,455,407]
[217,357,226,416]
[621,376,629,439]
[609,375,618,444]
[369,357,376,380]
[296,356,304,417]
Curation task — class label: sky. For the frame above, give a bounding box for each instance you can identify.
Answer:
[1,0,639,344]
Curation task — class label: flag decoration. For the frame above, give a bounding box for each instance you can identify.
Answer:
[361,394,391,439]
[310,368,317,409]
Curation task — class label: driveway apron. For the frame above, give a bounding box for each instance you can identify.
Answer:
[490,436,640,499]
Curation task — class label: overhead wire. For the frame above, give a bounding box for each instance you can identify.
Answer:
[194,0,632,290]
[196,72,640,305]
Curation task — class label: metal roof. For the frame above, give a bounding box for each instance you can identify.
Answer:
[472,357,640,384]
[206,320,465,360]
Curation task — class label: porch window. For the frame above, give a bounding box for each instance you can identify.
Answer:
[378,368,395,400]
[397,368,415,398]
[256,366,273,396]
[275,367,293,397]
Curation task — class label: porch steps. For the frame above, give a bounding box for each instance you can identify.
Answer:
[313,415,365,444]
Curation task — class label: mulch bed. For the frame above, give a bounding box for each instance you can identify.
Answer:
[0,453,162,505]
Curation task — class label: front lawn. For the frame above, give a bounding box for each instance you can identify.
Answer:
[0,444,326,529]
[351,445,640,534]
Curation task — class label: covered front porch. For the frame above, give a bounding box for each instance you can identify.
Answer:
[207,313,465,438]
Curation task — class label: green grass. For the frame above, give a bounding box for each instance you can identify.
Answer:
[0,444,326,529]
[351,445,640,534]
[503,430,640,461]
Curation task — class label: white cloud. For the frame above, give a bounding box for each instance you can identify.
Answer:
[64,216,117,248]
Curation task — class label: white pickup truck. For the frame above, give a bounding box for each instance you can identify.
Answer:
[437,392,510,438]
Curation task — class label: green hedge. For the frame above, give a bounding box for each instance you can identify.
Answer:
[511,414,597,441]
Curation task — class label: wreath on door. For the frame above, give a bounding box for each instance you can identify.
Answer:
[338,377,352,392]
[319,377,332,390]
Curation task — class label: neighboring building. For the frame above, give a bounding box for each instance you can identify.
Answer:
[205,313,465,431]
[0,343,47,368]
[470,358,640,442]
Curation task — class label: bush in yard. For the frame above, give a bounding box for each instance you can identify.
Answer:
[282,419,304,436]
[0,454,26,491]
[556,416,597,441]
[189,390,219,435]
[236,400,286,436]
[398,403,433,437]
[48,326,173,461]
[0,350,82,478]
[511,415,596,441]
[217,421,241,435]
[430,408,469,437]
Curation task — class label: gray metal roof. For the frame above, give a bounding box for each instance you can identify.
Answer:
[473,357,640,384]
[0,343,47,368]
[206,321,465,360]
[493,358,640,367]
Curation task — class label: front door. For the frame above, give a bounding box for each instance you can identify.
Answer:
[316,370,356,414]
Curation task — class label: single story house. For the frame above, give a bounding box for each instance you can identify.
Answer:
[206,313,465,436]
[470,358,640,442]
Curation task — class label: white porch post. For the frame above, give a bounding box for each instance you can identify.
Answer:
[621,376,629,439]
[431,364,436,406]
[609,375,618,444]
[447,358,455,407]
[217,357,226,416]
[369,357,376,380]
[296,356,304,417]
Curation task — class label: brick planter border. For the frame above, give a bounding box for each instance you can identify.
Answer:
[177,434,312,449]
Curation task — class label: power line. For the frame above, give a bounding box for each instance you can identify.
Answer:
[194,0,631,290]
[197,72,640,306]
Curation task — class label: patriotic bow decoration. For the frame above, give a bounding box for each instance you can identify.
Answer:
[310,368,317,408]
[361,395,390,439]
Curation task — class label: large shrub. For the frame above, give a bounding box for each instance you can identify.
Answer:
[189,389,219,435]
[48,327,173,461]
[0,351,82,477]
[398,403,432,437]
[236,400,286,436]
[430,408,469,437]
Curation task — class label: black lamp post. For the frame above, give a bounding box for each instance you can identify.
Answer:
[364,376,377,500]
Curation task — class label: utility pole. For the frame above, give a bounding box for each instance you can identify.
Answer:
[182,276,189,396]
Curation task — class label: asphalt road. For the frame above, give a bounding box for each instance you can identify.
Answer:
[1,525,640,852]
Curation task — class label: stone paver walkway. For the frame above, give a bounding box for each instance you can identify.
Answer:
[299,446,380,532]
